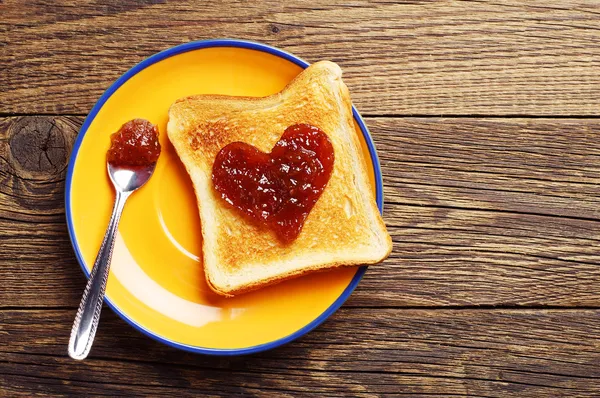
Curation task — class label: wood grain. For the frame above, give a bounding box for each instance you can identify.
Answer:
[3,116,600,308]
[3,0,600,115]
[2,308,600,397]
[5,1,600,396]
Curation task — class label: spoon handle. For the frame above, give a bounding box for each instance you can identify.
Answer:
[68,190,130,360]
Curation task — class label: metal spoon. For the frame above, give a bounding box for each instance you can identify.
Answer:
[68,162,157,360]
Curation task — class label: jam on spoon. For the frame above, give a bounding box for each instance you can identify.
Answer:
[212,123,335,243]
[107,119,161,168]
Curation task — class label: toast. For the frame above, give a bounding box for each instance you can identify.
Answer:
[167,61,392,296]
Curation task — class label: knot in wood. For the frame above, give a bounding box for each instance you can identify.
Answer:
[8,117,73,177]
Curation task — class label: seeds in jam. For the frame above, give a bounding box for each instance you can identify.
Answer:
[107,119,161,168]
[212,124,335,243]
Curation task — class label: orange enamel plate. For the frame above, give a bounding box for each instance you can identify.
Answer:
[66,40,384,354]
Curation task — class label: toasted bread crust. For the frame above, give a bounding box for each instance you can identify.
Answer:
[167,61,392,296]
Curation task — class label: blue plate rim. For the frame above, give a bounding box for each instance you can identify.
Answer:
[65,38,384,356]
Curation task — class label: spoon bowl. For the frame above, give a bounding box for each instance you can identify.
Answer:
[109,163,156,193]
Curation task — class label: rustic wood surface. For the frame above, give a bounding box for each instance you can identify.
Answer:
[3,309,600,397]
[2,1,600,397]
[4,0,600,116]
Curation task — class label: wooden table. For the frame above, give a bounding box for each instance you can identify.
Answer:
[3,1,600,396]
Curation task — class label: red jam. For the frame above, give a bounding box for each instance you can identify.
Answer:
[107,119,161,168]
[212,124,335,243]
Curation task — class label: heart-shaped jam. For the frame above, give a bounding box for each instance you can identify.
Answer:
[212,124,335,243]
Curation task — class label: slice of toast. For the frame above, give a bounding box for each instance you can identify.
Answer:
[167,61,392,296]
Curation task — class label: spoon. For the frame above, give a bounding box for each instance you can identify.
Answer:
[68,162,157,360]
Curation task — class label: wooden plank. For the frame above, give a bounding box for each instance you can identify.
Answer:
[1,308,600,396]
[375,118,600,219]
[3,116,600,307]
[2,1,600,115]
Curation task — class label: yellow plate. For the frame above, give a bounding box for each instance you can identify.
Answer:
[66,39,384,354]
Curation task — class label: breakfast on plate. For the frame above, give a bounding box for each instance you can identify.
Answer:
[166,61,392,296]
[69,47,393,360]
